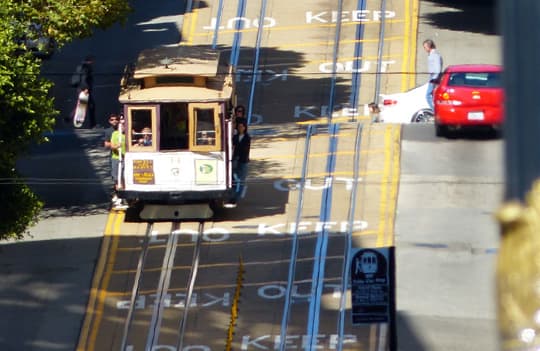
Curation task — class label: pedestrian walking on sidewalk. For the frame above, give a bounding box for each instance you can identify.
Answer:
[423,39,443,110]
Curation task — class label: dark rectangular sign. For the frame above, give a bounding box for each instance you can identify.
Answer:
[350,247,395,325]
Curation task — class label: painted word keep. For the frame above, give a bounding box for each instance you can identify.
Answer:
[306,10,396,23]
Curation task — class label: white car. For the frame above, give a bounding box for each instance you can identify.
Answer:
[377,83,434,123]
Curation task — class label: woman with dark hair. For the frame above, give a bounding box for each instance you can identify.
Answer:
[229,118,251,206]
[233,105,247,133]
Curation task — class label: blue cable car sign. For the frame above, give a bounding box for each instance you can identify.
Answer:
[350,247,394,325]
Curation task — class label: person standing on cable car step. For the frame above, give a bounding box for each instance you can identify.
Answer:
[227,119,251,207]
[110,117,126,208]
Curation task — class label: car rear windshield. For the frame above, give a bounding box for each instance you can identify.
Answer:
[448,72,502,88]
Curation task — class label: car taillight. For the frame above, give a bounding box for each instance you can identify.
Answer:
[383,99,397,105]
[436,90,462,106]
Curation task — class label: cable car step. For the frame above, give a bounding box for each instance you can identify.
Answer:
[140,204,213,221]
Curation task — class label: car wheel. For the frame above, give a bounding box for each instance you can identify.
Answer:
[411,109,434,123]
[435,123,446,137]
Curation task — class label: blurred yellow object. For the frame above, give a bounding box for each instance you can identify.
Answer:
[497,180,540,350]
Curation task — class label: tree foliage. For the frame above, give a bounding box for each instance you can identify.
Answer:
[0,0,131,240]
[11,0,132,46]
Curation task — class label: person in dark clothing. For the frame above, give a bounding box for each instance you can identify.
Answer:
[230,119,251,205]
[104,113,120,202]
[234,105,246,120]
[232,105,246,135]
[368,102,381,123]
[104,113,120,153]
[74,55,96,128]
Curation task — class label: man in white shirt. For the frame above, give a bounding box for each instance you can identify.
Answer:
[423,39,443,110]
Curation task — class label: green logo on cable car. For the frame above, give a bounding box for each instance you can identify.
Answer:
[199,163,214,174]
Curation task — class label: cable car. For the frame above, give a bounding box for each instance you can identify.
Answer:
[117,45,236,220]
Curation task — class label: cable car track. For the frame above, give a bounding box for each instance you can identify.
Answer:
[126,0,393,349]
[80,0,406,349]
[277,0,391,349]
[119,221,205,351]
[279,121,373,351]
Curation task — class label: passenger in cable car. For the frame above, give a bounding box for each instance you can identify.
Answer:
[111,118,127,208]
[136,127,152,146]
[197,130,215,145]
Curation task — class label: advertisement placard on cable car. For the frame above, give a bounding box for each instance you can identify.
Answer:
[133,159,155,185]
[195,159,218,185]
[350,247,391,325]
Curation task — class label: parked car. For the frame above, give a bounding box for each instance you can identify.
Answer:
[377,83,434,124]
[433,64,504,137]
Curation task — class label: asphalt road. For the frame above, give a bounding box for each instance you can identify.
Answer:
[1,1,503,350]
[397,1,502,350]
[2,1,188,350]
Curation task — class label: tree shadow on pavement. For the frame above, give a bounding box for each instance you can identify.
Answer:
[422,0,499,35]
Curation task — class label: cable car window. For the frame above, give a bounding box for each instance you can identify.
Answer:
[195,108,216,146]
[160,103,189,150]
[189,103,221,151]
[126,106,157,152]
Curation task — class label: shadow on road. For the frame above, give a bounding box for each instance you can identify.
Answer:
[0,237,103,351]
[422,0,499,35]
[397,312,429,351]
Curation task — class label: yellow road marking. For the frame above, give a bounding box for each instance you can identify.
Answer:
[353,229,383,237]
[188,10,199,45]
[409,0,420,89]
[401,0,420,91]
[77,211,124,351]
[402,0,412,91]
[76,213,116,351]
[181,12,192,45]
[181,9,199,45]
[376,126,392,247]
[252,149,384,161]
[386,125,401,247]
[87,212,123,351]
[371,1,415,247]
[376,125,401,247]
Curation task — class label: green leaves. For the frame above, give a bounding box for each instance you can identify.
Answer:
[0,169,43,241]
[17,0,132,45]
[0,0,131,240]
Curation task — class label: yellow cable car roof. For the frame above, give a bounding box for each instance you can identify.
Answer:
[134,45,221,78]
[120,45,234,103]
[119,85,233,103]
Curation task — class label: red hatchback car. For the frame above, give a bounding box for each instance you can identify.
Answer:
[433,64,504,137]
